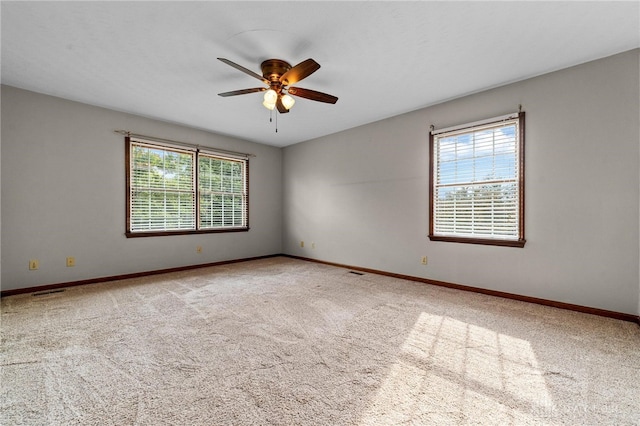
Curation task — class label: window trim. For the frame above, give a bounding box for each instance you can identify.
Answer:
[125,136,249,238]
[428,112,525,247]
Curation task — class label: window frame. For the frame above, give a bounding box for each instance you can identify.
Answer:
[429,112,525,247]
[125,137,249,238]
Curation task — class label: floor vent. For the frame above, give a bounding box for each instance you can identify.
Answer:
[348,271,364,276]
[33,289,65,297]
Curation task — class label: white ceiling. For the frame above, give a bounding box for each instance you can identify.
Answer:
[2,1,638,147]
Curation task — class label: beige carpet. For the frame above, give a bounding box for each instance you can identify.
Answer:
[1,256,639,425]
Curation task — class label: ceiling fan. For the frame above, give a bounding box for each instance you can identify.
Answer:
[217,57,338,113]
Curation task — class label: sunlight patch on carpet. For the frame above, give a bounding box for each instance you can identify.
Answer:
[360,312,558,424]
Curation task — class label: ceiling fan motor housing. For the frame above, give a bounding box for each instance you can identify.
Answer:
[261,59,292,81]
[261,59,292,91]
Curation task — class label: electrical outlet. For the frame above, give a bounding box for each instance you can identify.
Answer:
[300,241,304,248]
[196,246,202,253]
[29,259,39,270]
[66,257,75,267]
[421,256,428,265]
[311,242,315,249]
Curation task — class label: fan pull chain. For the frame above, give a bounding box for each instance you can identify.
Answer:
[267,109,278,133]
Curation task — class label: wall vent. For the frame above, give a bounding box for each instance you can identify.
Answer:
[33,289,65,297]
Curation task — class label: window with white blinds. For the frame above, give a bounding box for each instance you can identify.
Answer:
[429,112,525,247]
[126,138,248,236]
[198,154,247,229]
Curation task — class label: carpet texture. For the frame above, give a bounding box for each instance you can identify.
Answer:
[1,257,639,425]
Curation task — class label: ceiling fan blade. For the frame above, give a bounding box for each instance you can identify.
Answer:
[218,58,269,84]
[279,58,320,86]
[288,87,338,104]
[276,97,290,114]
[218,88,266,97]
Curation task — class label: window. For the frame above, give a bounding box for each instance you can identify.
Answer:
[429,112,525,247]
[126,137,248,237]
[198,154,247,229]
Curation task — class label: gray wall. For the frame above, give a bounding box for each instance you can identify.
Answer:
[1,85,283,291]
[283,49,640,315]
[3,50,639,317]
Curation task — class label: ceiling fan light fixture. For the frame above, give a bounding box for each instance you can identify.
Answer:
[263,89,277,110]
[281,94,295,110]
[262,99,276,110]
[263,89,277,103]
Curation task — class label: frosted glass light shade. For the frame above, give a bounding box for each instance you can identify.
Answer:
[263,89,277,103]
[262,100,276,110]
[263,89,277,110]
[281,94,295,110]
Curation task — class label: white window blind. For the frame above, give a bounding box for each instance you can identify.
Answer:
[431,113,524,245]
[130,142,196,232]
[127,138,249,235]
[198,154,248,229]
